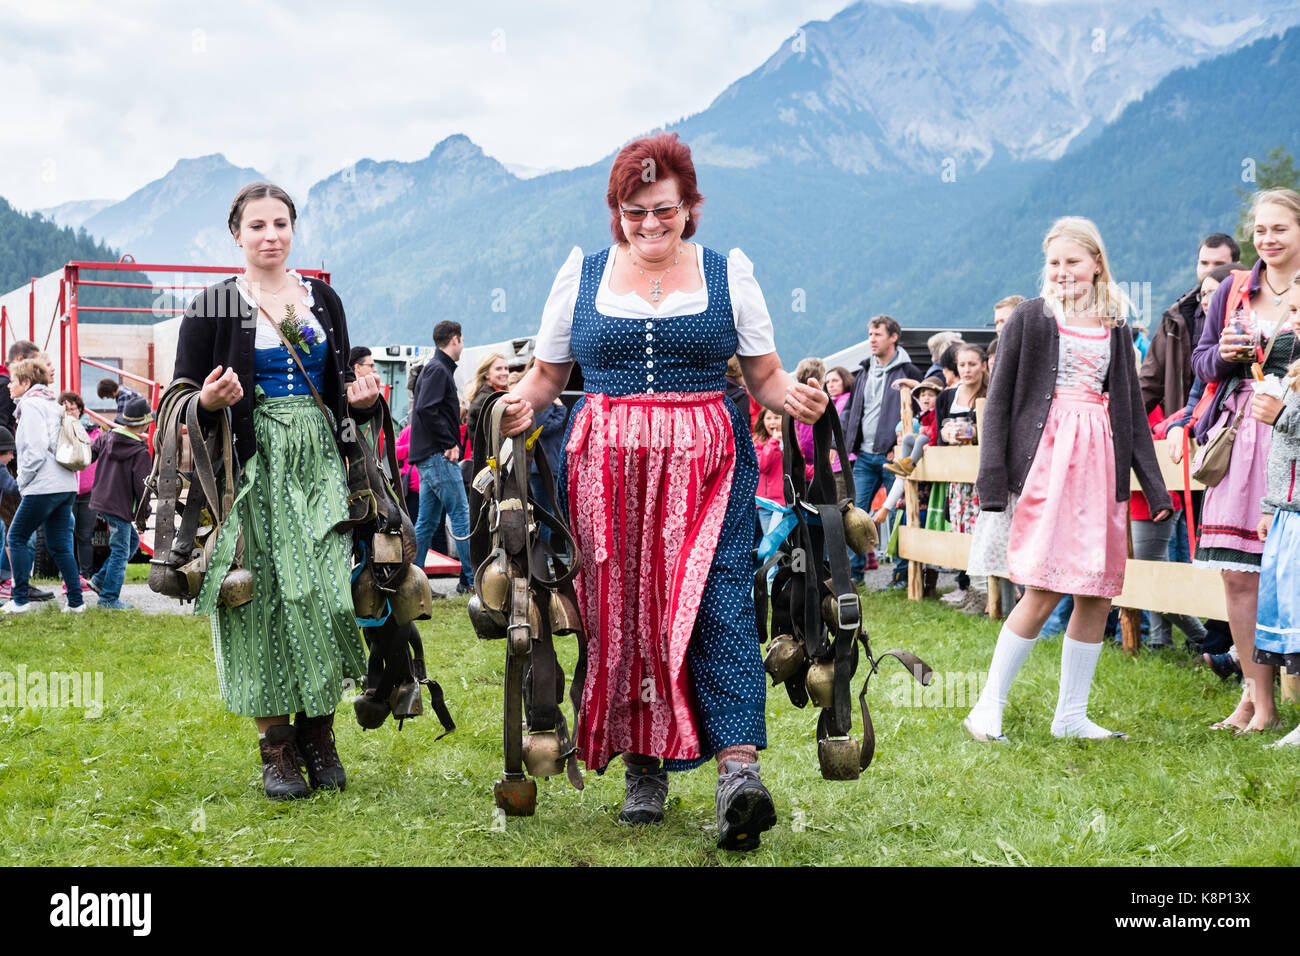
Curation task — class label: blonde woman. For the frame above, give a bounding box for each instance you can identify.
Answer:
[964,217,1171,743]
[1191,188,1300,734]
[465,352,509,442]
[3,357,85,613]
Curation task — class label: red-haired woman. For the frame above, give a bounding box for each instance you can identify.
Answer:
[498,133,826,851]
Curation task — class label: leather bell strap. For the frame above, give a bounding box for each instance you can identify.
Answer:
[183,394,244,570]
[786,495,827,660]
[405,628,455,739]
[520,596,583,789]
[487,397,532,565]
[780,402,856,507]
[855,646,932,771]
[146,378,239,597]
[478,391,587,791]
[819,503,860,739]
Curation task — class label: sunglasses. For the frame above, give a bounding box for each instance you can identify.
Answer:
[619,199,685,223]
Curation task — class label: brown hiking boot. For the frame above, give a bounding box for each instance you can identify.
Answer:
[260,724,310,800]
[295,711,347,791]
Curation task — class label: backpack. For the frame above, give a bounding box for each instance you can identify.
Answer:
[54,414,93,471]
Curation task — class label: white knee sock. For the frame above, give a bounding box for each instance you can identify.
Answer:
[1051,636,1116,738]
[966,623,1036,737]
[1274,722,1300,749]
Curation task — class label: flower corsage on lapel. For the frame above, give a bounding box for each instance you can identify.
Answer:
[278,304,318,354]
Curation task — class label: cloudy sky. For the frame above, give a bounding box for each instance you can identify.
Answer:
[0,0,886,211]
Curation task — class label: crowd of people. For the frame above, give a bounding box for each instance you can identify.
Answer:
[7,133,1299,854]
[705,198,1300,751]
[0,340,153,614]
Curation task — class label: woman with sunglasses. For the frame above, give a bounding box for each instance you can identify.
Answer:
[497,133,826,852]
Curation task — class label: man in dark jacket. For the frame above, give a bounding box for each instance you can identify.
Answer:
[410,320,473,590]
[87,396,153,610]
[840,315,922,577]
[1139,233,1239,416]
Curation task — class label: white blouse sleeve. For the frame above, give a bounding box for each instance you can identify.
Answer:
[728,248,777,356]
[532,246,584,364]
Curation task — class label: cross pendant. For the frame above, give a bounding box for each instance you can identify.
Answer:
[649,278,663,302]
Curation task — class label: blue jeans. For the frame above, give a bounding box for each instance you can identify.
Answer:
[1166,510,1191,564]
[95,514,139,603]
[851,452,888,577]
[9,491,82,606]
[1040,596,1073,639]
[412,454,472,584]
[530,471,555,546]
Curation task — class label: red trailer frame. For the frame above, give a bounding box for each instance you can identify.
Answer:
[3,257,457,575]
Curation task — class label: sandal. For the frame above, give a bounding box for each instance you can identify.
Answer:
[1210,688,1253,732]
[1233,717,1283,737]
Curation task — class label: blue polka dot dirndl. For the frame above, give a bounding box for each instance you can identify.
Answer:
[557,247,767,772]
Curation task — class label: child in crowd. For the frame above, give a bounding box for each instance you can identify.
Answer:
[874,378,942,592]
[87,396,153,610]
[964,217,1171,742]
[754,409,785,509]
[875,376,942,515]
[1251,281,1300,747]
[937,344,989,609]
[60,391,98,590]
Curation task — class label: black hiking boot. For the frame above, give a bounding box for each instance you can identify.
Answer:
[618,761,668,825]
[295,711,347,791]
[260,724,310,800]
[715,760,776,852]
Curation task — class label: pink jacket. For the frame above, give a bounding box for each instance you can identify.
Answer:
[396,425,419,494]
[77,426,101,495]
[755,436,785,503]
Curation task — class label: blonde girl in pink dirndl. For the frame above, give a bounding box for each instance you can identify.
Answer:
[964,217,1172,743]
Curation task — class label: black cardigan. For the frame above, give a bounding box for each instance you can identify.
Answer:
[976,297,1170,514]
[172,276,366,463]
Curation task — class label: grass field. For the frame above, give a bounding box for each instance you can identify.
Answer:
[1,584,1297,867]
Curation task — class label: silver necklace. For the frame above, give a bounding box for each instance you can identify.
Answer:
[630,244,683,303]
[1263,270,1288,307]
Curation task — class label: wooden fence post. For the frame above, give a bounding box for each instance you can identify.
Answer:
[1120,516,1142,656]
[1282,673,1300,705]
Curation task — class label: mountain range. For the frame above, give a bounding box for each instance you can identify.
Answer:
[9,0,1300,357]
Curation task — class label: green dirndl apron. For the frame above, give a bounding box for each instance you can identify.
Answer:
[196,395,365,718]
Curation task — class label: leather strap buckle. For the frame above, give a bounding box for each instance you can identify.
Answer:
[834,592,860,632]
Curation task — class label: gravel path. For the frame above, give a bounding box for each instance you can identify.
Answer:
[59,576,467,615]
